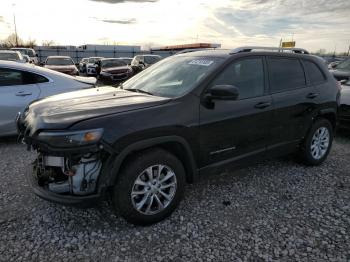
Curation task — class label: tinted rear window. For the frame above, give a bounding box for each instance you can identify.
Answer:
[0,68,48,86]
[303,60,326,84]
[269,57,306,93]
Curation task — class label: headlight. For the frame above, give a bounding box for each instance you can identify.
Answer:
[37,128,103,148]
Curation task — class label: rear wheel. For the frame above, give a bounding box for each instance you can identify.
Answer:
[299,118,333,166]
[112,148,186,225]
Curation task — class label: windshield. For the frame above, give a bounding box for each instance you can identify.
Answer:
[12,48,35,56]
[122,55,223,98]
[336,59,350,71]
[120,58,132,65]
[101,59,126,68]
[144,56,161,64]
[89,57,101,63]
[46,57,74,65]
[0,52,20,61]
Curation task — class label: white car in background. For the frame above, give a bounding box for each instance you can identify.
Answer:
[11,47,39,65]
[86,57,104,76]
[0,50,25,63]
[0,61,96,136]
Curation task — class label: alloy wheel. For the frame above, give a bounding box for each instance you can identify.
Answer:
[310,127,330,160]
[131,165,177,215]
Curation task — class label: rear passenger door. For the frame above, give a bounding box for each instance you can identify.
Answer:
[267,56,319,146]
[0,68,41,135]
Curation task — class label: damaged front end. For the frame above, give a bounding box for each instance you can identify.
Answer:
[34,153,102,196]
[18,113,109,205]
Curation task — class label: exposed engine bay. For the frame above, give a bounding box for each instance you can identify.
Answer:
[33,153,102,196]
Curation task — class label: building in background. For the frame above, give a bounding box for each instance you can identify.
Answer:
[151,43,221,52]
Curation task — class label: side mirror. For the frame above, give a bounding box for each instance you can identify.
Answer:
[40,62,45,66]
[206,85,239,101]
[35,54,39,57]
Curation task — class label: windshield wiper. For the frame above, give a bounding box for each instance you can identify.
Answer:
[125,88,153,95]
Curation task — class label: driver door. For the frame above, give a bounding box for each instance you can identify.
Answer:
[199,56,273,167]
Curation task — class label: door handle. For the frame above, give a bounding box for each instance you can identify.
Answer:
[306,93,319,99]
[254,102,271,109]
[15,92,32,97]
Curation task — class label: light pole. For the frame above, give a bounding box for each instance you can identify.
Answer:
[12,3,18,47]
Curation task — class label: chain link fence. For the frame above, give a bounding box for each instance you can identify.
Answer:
[34,47,176,63]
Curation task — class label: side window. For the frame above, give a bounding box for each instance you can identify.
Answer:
[0,68,48,86]
[0,68,23,86]
[303,60,326,84]
[210,57,264,99]
[24,72,49,84]
[268,57,306,93]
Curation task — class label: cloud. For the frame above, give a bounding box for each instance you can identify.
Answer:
[91,17,136,24]
[89,0,158,3]
[206,0,350,39]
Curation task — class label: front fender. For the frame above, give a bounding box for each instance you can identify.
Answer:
[99,136,198,187]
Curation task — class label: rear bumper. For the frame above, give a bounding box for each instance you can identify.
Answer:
[26,165,102,206]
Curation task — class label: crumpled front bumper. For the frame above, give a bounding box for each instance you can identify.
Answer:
[26,164,102,206]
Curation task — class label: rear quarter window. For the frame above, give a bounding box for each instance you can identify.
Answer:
[303,60,326,84]
[268,57,306,93]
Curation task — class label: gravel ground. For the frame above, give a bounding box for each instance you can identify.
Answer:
[0,133,350,262]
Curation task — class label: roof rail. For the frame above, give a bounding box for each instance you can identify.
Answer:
[229,46,310,55]
[175,48,218,55]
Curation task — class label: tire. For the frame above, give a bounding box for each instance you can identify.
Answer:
[299,118,333,166]
[112,148,186,225]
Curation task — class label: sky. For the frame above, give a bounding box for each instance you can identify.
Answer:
[0,0,349,52]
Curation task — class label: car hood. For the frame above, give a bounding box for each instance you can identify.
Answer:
[330,69,350,76]
[45,65,77,71]
[23,86,171,133]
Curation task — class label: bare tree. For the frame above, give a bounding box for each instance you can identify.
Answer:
[41,40,56,47]
[0,33,24,47]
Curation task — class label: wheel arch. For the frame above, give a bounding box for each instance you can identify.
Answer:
[105,136,198,187]
[316,108,337,130]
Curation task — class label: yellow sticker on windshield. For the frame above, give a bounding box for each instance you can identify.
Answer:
[189,60,214,66]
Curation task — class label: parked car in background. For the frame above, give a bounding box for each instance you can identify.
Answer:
[22,55,31,63]
[43,56,79,76]
[330,59,350,81]
[339,79,350,130]
[79,57,89,73]
[96,58,133,84]
[0,61,96,136]
[86,57,104,76]
[11,48,38,65]
[328,60,343,69]
[0,50,25,63]
[131,54,162,74]
[118,57,133,65]
[18,47,339,225]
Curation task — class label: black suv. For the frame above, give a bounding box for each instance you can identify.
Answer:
[18,46,340,225]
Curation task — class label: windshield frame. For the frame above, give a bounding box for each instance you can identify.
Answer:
[0,52,21,61]
[101,59,127,68]
[45,57,74,66]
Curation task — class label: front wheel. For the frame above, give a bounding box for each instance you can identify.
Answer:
[299,118,333,166]
[112,148,186,225]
